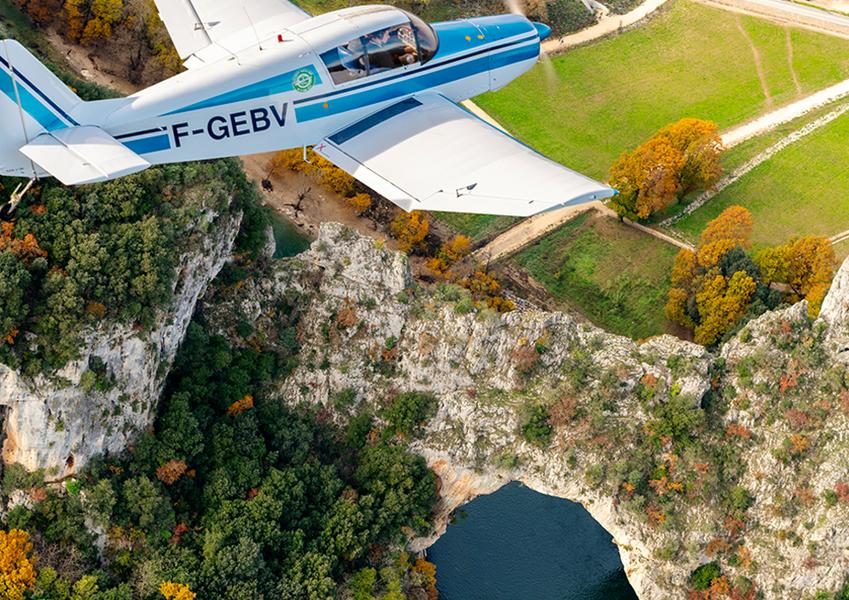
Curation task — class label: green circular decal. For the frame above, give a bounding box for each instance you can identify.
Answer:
[293,69,316,92]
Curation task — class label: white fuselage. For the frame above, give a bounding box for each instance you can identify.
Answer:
[2,9,542,177]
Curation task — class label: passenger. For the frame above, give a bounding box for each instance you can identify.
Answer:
[366,28,395,72]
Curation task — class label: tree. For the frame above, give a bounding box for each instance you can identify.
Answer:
[0,252,31,346]
[0,529,37,600]
[693,271,757,346]
[80,0,125,46]
[160,582,196,600]
[346,193,372,216]
[381,391,437,439]
[608,136,683,220]
[122,476,176,535]
[426,234,472,277]
[17,0,64,25]
[756,236,835,316]
[63,0,88,41]
[666,206,768,345]
[389,211,429,253]
[609,118,723,220]
[699,205,752,249]
[155,460,188,485]
[658,118,722,196]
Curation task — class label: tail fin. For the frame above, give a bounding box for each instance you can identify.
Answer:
[0,39,83,178]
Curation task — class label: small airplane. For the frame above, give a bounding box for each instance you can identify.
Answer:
[0,0,615,216]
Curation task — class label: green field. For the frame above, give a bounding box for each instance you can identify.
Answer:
[673,108,849,247]
[434,212,518,241]
[475,0,849,181]
[513,211,679,339]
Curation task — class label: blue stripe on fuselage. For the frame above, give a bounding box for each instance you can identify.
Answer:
[295,39,538,122]
[123,133,171,154]
[165,65,323,115]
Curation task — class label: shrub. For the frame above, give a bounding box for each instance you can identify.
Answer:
[333,387,358,411]
[522,405,553,447]
[382,392,438,438]
[690,562,722,591]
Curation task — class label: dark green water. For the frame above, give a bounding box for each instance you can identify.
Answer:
[428,482,638,600]
[269,211,310,258]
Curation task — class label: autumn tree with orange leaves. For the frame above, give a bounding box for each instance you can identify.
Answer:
[389,210,429,253]
[160,581,196,600]
[667,206,835,344]
[609,119,723,220]
[426,234,471,277]
[756,236,836,317]
[666,206,779,345]
[0,529,37,600]
[13,0,63,25]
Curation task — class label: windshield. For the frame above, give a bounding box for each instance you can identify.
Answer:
[320,13,440,85]
[405,11,438,64]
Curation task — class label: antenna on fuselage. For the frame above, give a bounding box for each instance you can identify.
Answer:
[243,7,265,52]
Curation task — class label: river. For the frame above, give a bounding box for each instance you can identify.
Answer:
[427,482,638,600]
[269,210,311,258]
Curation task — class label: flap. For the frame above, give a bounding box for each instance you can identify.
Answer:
[20,126,150,185]
[154,0,311,65]
[314,94,616,217]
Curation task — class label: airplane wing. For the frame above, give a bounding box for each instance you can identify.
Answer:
[153,0,311,68]
[314,94,616,217]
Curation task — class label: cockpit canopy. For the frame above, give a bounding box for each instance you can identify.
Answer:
[320,11,438,85]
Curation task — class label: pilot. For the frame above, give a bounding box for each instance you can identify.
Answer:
[396,45,417,66]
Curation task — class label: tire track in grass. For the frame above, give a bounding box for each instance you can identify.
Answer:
[736,15,773,106]
[786,26,803,94]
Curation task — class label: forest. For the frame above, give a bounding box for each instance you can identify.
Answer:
[0,315,439,599]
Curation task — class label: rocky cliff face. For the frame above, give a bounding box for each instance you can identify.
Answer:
[205,223,849,599]
[0,208,241,477]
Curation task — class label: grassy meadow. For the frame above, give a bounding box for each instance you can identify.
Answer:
[441,0,849,239]
[475,0,849,181]
[513,211,679,338]
[673,109,849,247]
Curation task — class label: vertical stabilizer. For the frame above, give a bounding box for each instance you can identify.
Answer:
[0,39,83,178]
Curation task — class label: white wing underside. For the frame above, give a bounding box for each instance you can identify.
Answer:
[153,0,311,68]
[316,94,616,217]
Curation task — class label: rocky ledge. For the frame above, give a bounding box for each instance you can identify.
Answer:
[205,223,849,599]
[0,207,241,477]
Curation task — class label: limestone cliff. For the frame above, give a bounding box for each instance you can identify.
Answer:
[205,223,849,599]
[0,207,241,477]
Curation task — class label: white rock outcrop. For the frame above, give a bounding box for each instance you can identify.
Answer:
[0,209,241,476]
[204,223,849,599]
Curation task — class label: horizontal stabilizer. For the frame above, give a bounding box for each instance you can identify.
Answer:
[20,126,150,185]
[315,93,616,217]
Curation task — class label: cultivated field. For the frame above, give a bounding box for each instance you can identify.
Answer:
[513,211,679,339]
[475,0,849,181]
[673,108,849,246]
